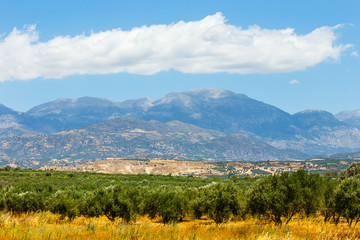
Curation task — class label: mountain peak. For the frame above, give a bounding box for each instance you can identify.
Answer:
[183,88,237,99]
[296,109,333,114]
[154,88,244,106]
[336,109,360,120]
[336,109,360,129]
[0,104,20,116]
[118,97,154,110]
[27,97,117,117]
[294,109,335,118]
[293,109,343,128]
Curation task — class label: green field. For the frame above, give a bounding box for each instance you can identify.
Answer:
[0,163,360,229]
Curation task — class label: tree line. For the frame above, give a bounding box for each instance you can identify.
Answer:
[0,164,360,226]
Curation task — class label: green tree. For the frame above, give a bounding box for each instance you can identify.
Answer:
[321,179,338,223]
[339,162,360,180]
[247,170,324,225]
[50,195,80,221]
[206,182,243,224]
[142,190,162,219]
[158,191,185,224]
[290,170,325,217]
[102,186,136,223]
[192,182,243,224]
[3,166,11,171]
[143,189,188,224]
[104,197,134,223]
[334,177,360,227]
[84,189,108,218]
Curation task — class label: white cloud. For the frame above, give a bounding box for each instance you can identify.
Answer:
[351,51,358,57]
[289,80,299,84]
[0,13,351,82]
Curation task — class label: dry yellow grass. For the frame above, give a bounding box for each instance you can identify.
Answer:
[0,212,359,240]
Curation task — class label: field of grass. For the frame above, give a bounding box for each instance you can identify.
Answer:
[0,211,359,240]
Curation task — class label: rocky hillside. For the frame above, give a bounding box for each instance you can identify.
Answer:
[0,117,307,168]
[0,88,359,158]
[329,151,360,160]
[24,89,360,155]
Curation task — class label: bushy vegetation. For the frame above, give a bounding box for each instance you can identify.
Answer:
[0,165,360,227]
[247,169,326,225]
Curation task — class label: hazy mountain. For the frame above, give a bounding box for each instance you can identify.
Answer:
[26,97,123,132]
[0,104,35,139]
[0,88,359,156]
[142,90,360,155]
[142,89,298,138]
[292,109,360,147]
[329,151,360,160]
[266,109,360,154]
[118,97,154,111]
[293,110,346,129]
[203,134,305,161]
[0,117,306,168]
[0,104,23,128]
[336,110,360,129]
[26,96,154,132]
[24,89,298,138]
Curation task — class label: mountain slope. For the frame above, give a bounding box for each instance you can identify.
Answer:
[0,104,36,139]
[0,117,306,167]
[276,110,360,153]
[26,97,125,132]
[142,89,298,138]
[336,110,360,129]
[25,96,155,133]
[142,90,360,154]
[329,151,360,160]
[1,88,359,156]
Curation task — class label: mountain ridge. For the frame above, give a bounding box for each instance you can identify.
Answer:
[336,110,360,129]
[0,88,359,160]
[0,117,307,168]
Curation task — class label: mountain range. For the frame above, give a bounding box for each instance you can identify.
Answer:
[0,118,307,168]
[0,88,359,167]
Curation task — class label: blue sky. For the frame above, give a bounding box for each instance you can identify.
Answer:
[0,0,359,114]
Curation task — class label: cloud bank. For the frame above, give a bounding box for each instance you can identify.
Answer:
[0,13,350,82]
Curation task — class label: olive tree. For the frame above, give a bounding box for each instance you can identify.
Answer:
[247,169,325,225]
[192,182,244,224]
[340,163,360,180]
[334,177,360,227]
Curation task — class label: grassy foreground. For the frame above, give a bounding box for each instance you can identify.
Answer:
[0,212,359,240]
